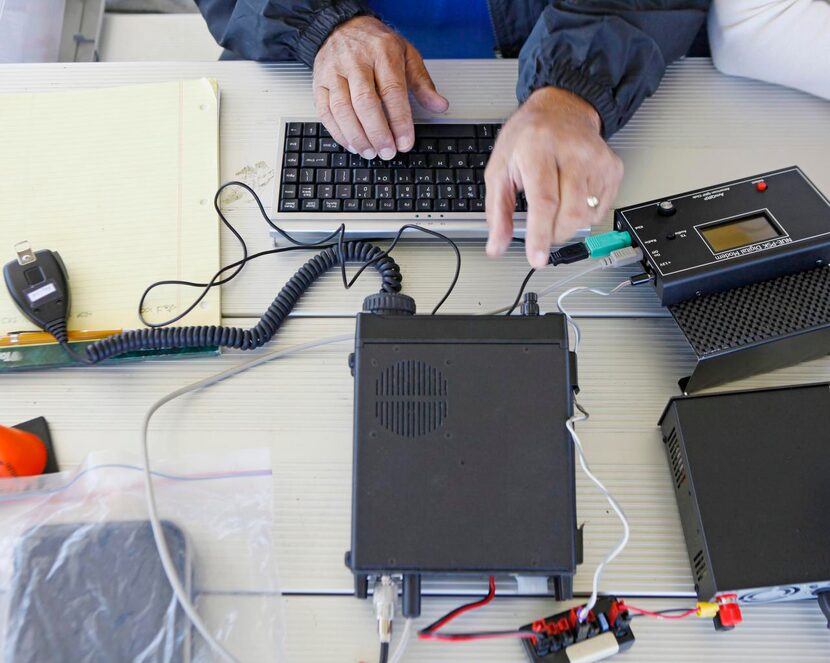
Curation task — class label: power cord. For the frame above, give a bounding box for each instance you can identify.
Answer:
[141,333,355,662]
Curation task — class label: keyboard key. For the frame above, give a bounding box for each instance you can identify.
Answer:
[389,157,408,168]
[284,152,299,167]
[302,122,318,136]
[408,154,428,168]
[336,184,352,198]
[301,199,321,210]
[300,168,315,183]
[439,184,456,199]
[417,138,437,153]
[396,184,414,199]
[349,154,368,167]
[417,184,436,199]
[475,124,495,138]
[376,184,392,199]
[335,169,351,183]
[319,138,340,151]
[285,137,301,151]
[459,137,478,153]
[397,199,414,211]
[415,169,434,183]
[368,157,385,168]
[416,199,433,211]
[450,154,468,168]
[475,168,486,183]
[319,125,331,137]
[323,199,341,211]
[299,184,316,198]
[344,199,360,211]
[395,169,414,184]
[301,153,329,167]
[361,199,378,211]
[379,199,396,211]
[355,184,373,198]
[302,137,317,152]
[353,169,371,183]
[461,184,478,198]
[477,138,495,153]
[280,199,299,211]
[417,124,475,137]
[331,153,349,168]
[451,198,469,211]
[436,169,454,183]
[317,184,334,199]
[438,139,457,153]
[281,184,297,199]
[316,169,333,183]
[471,198,485,211]
[286,122,303,137]
[470,154,488,168]
[428,153,449,168]
[374,169,393,183]
[436,199,450,211]
[457,169,475,184]
[282,168,298,183]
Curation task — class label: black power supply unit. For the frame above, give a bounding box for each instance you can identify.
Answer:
[617,167,830,391]
[345,294,582,616]
[658,383,830,621]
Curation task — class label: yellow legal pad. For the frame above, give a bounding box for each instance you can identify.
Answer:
[0,79,220,337]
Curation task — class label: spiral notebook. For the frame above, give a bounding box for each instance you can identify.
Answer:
[0,78,221,344]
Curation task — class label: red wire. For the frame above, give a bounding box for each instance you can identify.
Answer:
[418,577,538,643]
[624,604,697,620]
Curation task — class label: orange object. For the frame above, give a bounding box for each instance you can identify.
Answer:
[0,425,48,477]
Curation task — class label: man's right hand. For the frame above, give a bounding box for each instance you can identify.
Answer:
[313,16,449,160]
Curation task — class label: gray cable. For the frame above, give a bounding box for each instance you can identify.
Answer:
[388,618,413,663]
[141,334,354,663]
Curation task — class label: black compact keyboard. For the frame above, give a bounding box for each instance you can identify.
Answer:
[277,121,528,214]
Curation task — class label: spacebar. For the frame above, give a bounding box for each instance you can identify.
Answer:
[414,124,476,137]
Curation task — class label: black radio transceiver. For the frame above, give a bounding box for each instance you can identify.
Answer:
[615,167,830,305]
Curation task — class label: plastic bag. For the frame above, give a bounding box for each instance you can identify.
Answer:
[0,448,283,662]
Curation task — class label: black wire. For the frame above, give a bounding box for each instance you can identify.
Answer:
[505,268,535,316]
[139,182,461,324]
[378,641,389,663]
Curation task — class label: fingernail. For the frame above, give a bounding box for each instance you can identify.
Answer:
[361,148,376,159]
[379,147,396,160]
[347,144,357,154]
[396,136,413,151]
[532,250,549,267]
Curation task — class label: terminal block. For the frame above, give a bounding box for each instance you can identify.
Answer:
[520,597,635,663]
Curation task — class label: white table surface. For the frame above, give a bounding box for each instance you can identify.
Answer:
[1,59,829,661]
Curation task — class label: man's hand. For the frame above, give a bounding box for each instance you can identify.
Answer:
[313,16,449,160]
[485,87,624,268]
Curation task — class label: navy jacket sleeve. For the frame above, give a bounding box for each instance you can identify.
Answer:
[517,1,710,137]
[193,0,371,66]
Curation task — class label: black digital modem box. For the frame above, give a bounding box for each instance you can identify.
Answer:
[659,383,830,608]
[346,297,581,616]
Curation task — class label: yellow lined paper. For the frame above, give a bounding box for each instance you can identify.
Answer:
[0,79,220,334]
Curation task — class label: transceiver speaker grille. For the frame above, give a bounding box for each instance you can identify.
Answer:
[374,360,447,437]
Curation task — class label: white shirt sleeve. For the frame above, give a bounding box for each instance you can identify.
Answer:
[708,0,830,100]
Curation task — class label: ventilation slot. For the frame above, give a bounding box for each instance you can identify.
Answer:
[374,360,448,438]
[664,428,687,489]
[693,549,707,583]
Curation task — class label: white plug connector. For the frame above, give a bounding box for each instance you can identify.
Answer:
[373,575,396,644]
[599,246,644,269]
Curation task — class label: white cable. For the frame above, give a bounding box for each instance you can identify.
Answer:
[141,334,354,663]
[483,260,604,315]
[556,281,631,353]
[388,618,413,663]
[566,404,630,622]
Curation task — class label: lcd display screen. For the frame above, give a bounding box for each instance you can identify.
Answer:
[700,213,781,253]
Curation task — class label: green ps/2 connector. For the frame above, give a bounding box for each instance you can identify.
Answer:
[584,230,632,258]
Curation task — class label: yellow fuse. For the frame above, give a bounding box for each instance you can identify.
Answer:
[696,602,719,618]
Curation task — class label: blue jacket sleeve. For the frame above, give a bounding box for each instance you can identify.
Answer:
[517,1,710,137]
[193,0,371,66]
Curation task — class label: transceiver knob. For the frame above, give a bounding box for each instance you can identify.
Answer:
[657,200,676,216]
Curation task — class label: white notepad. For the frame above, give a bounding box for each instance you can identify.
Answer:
[0,78,220,335]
